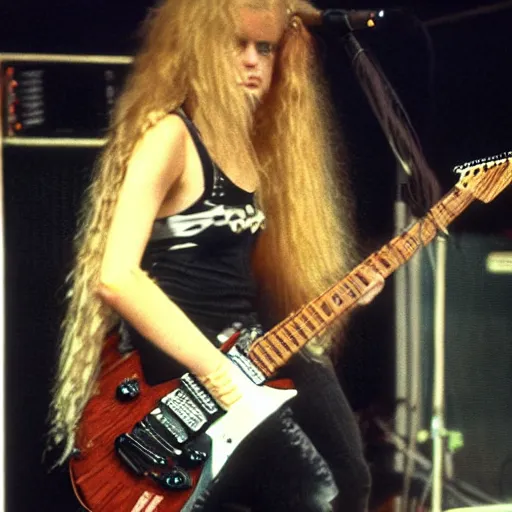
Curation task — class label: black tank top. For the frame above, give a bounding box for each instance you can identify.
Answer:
[124,109,265,385]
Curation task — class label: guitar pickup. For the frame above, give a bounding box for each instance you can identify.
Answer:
[180,373,223,417]
[115,432,167,476]
[132,421,182,459]
[160,388,207,432]
[146,408,189,445]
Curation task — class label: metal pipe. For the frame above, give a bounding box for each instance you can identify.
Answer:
[0,53,132,65]
[0,56,6,512]
[394,198,409,512]
[3,138,107,148]
[431,235,448,512]
[403,249,423,510]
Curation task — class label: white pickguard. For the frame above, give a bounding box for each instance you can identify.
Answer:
[205,384,297,478]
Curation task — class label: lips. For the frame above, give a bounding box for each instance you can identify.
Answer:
[243,76,261,87]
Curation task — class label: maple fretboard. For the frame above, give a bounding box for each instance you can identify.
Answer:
[248,153,512,376]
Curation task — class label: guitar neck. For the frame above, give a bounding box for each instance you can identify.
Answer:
[248,184,476,377]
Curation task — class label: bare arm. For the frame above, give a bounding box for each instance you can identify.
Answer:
[97,114,225,378]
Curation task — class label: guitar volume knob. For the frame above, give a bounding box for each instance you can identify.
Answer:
[177,447,207,468]
[116,378,140,402]
[151,467,192,490]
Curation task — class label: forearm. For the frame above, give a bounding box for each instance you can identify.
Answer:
[97,267,224,378]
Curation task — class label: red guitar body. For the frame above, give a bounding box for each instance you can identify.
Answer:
[69,333,293,512]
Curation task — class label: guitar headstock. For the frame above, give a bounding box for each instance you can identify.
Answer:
[455,152,512,203]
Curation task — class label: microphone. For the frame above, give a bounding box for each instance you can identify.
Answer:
[298,6,386,34]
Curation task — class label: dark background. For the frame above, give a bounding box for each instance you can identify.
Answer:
[2,1,512,510]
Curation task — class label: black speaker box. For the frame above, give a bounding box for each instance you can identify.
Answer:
[420,233,512,501]
[4,145,95,511]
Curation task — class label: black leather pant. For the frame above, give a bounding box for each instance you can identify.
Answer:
[278,351,372,512]
[197,351,371,512]
[195,405,338,512]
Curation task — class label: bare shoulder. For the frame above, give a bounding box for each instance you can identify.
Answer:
[134,111,188,162]
[127,111,189,187]
[143,111,187,143]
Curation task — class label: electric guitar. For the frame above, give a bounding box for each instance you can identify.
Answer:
[70,152,512,511]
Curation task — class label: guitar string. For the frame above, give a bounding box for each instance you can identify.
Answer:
[251,260,404,375]
[251,272,382,374]
[252,186,474,370]
[253,158,511,374]
[253,259,394,368]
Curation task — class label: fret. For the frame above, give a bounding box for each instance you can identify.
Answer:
[399,233,419,257]
[318,301,333,318]
[378,245,403,269]
[254,342,278,366]
[365,259,380,274]
[376,254,392,270]
[282,325,300,347]
[430,204,449,227]
[450,194,473,217]
[364,253,394,279]
[432,207,452,228]
[417,217,438,245]
[364,254,391,276]
[248,349,273,376]
[266,331,301,365]
[355,272,370,287]
[258,338,286,366]
[291,320,309,341]
[266,332,295,358]
[341,284,356,300]
[300,313,317,334]
[389,241,409,264]
[333,285,357,309]
[349,269,386,299]
[269,342,284,359]
[347,274,365,294]
[273,331,294,353]
[307,303,329,323]
[438,200,459,224]
[247,339,278,376]
[434,189,471,223]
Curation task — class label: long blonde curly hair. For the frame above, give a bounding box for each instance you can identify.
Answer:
[49,0,357,464]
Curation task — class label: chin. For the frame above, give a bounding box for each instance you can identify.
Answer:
[243,90,262,112]
[245,86,262,98]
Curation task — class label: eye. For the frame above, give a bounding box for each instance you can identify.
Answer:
[236,37,248,51]
[256,42,276,56]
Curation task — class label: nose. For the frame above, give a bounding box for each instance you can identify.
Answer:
[241,43,259,68]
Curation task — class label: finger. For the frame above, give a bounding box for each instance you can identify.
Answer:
[357,275,385,306]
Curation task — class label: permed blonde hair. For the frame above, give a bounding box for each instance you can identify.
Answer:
[49,0,357,464]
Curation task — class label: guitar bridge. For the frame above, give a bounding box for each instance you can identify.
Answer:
[115,372,223,487]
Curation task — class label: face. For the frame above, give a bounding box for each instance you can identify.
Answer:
[234,7,284,103]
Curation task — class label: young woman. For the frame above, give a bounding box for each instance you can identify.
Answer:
[49,0,383,509]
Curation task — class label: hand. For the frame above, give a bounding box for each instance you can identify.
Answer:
[357,273,385,306]
[198,355,296,412]
[197,356,244,409]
